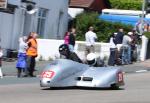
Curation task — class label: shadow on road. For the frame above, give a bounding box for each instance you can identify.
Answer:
[41,86,125,91]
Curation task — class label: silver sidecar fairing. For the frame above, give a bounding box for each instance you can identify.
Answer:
[40,59,124,88]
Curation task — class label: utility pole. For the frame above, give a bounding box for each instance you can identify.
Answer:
[140,0,146,35]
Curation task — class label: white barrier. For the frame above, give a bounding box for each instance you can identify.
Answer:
[140,35,148,61]
[37,39,111,61]
[37,39,64,60]
[37,39,148,62]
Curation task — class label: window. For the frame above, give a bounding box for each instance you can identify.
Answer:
[37,8,48,37]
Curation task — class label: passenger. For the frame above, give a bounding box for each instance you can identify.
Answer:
[86,53,105,67]
[59,44,82,63]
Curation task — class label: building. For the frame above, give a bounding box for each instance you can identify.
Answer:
[69,0,111,13]
[68,0,111,27]
[0,0,69,50]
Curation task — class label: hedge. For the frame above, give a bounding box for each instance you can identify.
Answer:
[109,0,142,10]
[143,32,150,39]
[75,12,133,42]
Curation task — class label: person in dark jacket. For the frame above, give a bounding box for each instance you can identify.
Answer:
[108,33,118,66]
[115,28,124,44]
[68,28,76,52]
[59,44,82,63]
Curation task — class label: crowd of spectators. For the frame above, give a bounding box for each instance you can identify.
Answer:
[108,28,141,66]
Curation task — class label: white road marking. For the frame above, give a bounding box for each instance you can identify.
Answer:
[135,70,148,73]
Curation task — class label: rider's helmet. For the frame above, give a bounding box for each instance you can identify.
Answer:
[86,53,97,66]
[59,44,70,56]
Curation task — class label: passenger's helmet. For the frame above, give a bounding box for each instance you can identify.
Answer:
[59,44,69,55]
[86,53,97,66]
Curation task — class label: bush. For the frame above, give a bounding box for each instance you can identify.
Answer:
[75,12,133,42]
[109,0,142,10]
[143,32,150,39]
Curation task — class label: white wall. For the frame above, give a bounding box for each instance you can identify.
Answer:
[36,39,111,61]
[37,39,147,62]
[68,8,84,18]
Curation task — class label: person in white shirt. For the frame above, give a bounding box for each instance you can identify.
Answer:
[85,26,97,57]
[16,36,28,77]
[0,47,3,78]
[108,33,118,66]
[122,32,132,64]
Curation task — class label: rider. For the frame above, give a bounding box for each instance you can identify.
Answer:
[86,53,105,67]
[59,44,83,63]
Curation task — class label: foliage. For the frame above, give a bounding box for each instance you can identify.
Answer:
[109,0,142,10]
[143,32,150,39]
[75,12,133,42]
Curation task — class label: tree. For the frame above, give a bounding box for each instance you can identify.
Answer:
[75,12,133,42]
[109,0,142,10]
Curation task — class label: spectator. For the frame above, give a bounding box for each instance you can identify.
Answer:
[0,46,3,78]
[108,33,117,66]
[85,26,97,56]
[68,28,76,52]
[64,32,70,45]
[25,32,38,77]
[115,28,124,44]
[16,36,28,77]
[122,32,132,65]
[130,30,138,62]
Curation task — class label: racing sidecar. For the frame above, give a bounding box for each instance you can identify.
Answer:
[40,59,124,89]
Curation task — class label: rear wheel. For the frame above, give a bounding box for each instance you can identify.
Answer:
[110,84,120,90]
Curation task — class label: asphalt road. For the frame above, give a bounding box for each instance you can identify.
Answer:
[0,72,150,103]
[2,59,150,76]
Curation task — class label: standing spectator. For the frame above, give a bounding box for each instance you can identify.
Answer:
[114,29,124,62]
[0,46,3,78]
[108,33,117,66]
[26,32,38,77]
[64,32,70,45]
[122,32,132,65]
[16,36,28,77]
[116,28,124,44]
[68,28,76,52]
[130,30,138,62]
[85,26,97,56]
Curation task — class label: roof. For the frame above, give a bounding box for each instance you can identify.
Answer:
[69,0,94,8]
[69,0,111,12]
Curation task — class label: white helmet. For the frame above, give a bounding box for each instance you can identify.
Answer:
[86,53,97,66]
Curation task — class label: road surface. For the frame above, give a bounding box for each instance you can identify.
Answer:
[0,72,150,103]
